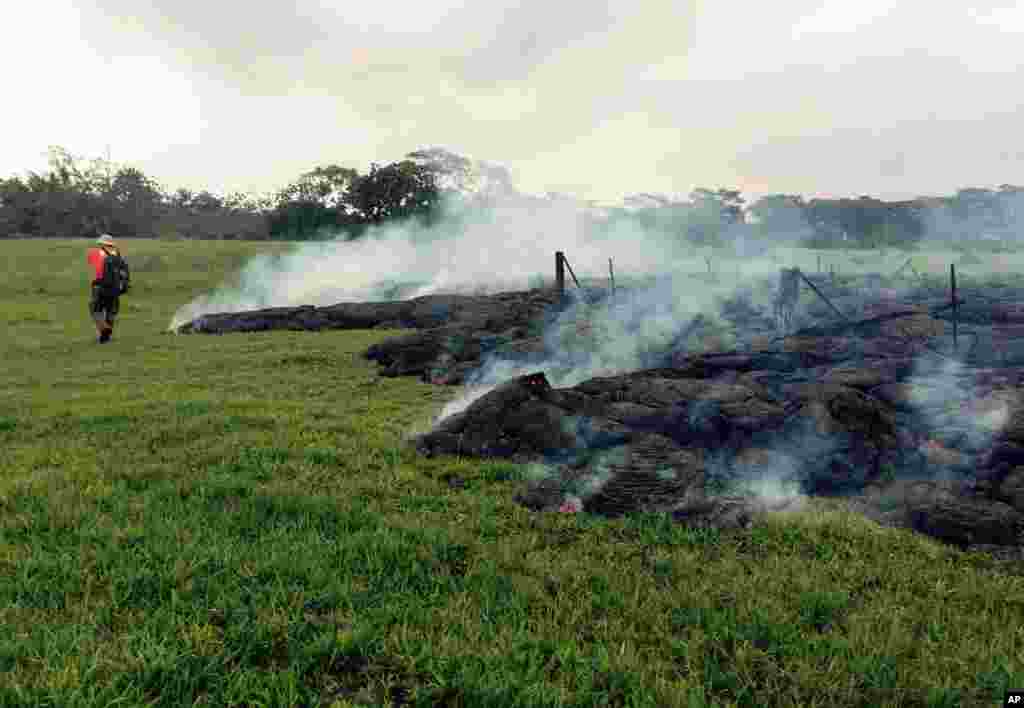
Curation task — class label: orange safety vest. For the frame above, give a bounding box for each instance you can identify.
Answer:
[87,247,119,282]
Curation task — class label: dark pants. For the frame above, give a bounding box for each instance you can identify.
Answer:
[89,283,120,328]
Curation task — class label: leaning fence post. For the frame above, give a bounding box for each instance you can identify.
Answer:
[795,268,850,323]
[892,257,913,279]
[562,254,583,291]
[555,251,565,300]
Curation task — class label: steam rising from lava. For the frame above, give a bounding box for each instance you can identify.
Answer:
[168,188,1020,513]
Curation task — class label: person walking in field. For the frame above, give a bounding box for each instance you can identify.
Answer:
[87,234,131,343]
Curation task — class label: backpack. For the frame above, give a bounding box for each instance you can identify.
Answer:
[99,252,131,297]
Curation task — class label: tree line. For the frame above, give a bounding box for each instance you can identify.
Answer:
[749,186,1024,250]
[3,145,1023,249]
[610,185,1024,251]
[0,146,443,241]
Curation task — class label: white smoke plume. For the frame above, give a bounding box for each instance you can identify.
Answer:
[168,192,709,332]
[169,184,1021,514]
[167,185,823,516]
[906,354,1010,479]
[435,256,791,421]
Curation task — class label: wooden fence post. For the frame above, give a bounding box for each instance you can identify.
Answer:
[555,251,565,299]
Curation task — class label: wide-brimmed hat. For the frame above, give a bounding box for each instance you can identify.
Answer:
[96,234,116,247]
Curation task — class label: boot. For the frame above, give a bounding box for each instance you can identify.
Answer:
[99,329,112,343]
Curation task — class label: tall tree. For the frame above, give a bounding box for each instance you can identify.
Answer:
[282,164,360,208]
[346,160,440,224]
[407,147,516,201]
[407,147,474,193]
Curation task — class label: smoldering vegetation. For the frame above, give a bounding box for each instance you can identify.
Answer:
[171,179,1024,560]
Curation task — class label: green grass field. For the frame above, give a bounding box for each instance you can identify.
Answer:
[1,238,1021,708]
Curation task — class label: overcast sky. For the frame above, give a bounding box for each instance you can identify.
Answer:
[4,0,1024,203]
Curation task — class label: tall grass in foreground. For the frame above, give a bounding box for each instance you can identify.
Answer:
[0,238,1021,708]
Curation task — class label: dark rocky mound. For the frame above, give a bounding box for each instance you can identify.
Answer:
[177,289,565,384]
[179,273,1024,559]
[177,289,562,335]
[416,361,1024,558]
